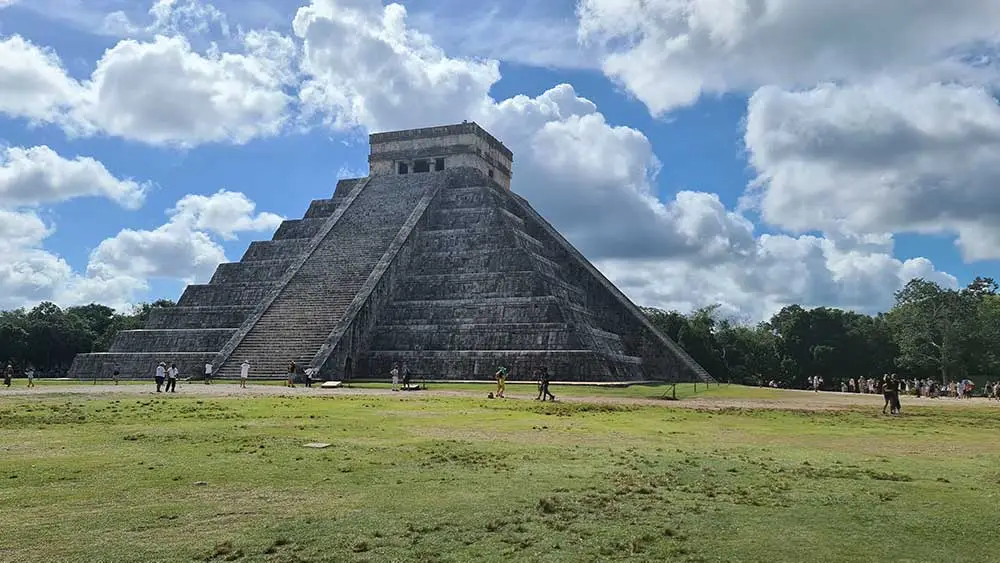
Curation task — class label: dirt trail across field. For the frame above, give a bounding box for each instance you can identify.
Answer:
[3,382,997,412]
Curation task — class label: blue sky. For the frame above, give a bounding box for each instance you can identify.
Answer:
[1,0,998,320]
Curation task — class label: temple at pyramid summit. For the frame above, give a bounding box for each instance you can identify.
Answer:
[70,122,712,383]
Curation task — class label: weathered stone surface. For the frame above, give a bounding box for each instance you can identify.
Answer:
[71,122,711,383]
[109,328,236,353]
[144,306,253,329]
[272,218,327,240]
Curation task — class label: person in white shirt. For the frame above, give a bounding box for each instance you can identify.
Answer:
[25,366,35,388]
[155,362,166,392]
[166,363,179,393]
[240,360,250,389]
[204,362,213,384]
[390,363,400,391]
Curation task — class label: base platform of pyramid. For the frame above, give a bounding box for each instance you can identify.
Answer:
[70,123,712,383]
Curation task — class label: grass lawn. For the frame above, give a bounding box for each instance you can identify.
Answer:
[1,386,997,562]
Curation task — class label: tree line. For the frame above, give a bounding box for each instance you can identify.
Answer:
[0,300,175,374]
[645,276,1000,388]
[2,276,999,386]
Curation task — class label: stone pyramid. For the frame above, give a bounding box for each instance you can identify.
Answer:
[71,123,712,383]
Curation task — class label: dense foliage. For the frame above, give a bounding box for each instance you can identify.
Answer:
[3,276,1000,385]
[645,276,1000,388]
[0,300,174,374]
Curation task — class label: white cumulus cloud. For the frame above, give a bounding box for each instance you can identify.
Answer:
[577,0,1000,114]
[0,145,147,208]
[745,79,1000,261]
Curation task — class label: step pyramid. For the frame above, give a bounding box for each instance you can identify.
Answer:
[70,123,712,383]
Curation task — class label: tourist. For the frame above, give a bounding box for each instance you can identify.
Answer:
[286,360,297,387]
[840,381,848,393]
[495,365,508,398]
[881,375,892,414]
[538,367,555,402]
[240,360,250,389]
[811,375,823,392]
[848,378,856,393]
[25,365,35,388]
[166,363,178,393]
[112,362,120,385]
[204,362,213,384]
[3,362,12,387]
[154,362,166,392]
[401,363,411,389]
[304,367,314,388]
[390,363,400,391]
[890,374,902,415]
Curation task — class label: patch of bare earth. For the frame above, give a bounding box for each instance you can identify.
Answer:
[4,384,996,412]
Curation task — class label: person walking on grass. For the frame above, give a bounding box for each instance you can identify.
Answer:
[4,362,13,387]
[286,360,297,387]
[25,365,35,388]
[495,366,508,398]
[165,363,178,393]
[240,360,250,389]
[390,363,400,391]
[154,362,166,392]
[537,367,555,401]
[112,362,120,385]
[402,363,412,389]
[204,362,213,384]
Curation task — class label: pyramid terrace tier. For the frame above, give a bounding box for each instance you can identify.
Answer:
[176,282,279,307]
[240,239,310,262]
[108,328,237,353]
[303,195,348,219]
[394,271,569,301]
[69,352,220,381]
[369,322,583,351]
[361,350,645,382]
[144,306,255,329]
[271,218,327,240]
[381,296,568,325]
[209,259,295,285]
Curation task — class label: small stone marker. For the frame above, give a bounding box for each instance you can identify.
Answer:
[320,381,342,389]
[303,442,331,449]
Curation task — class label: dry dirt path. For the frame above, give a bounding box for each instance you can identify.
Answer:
[3,382,997,412]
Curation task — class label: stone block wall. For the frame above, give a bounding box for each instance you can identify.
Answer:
[144,306,254,329]
[177,282,278,307]
[241,239,310,261]
[109,328,236,353]
[271,218,326,240]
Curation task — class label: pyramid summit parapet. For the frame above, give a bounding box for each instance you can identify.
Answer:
[368,122,513,190]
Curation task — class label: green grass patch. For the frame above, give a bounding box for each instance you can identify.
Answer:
[0,392,995,562]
